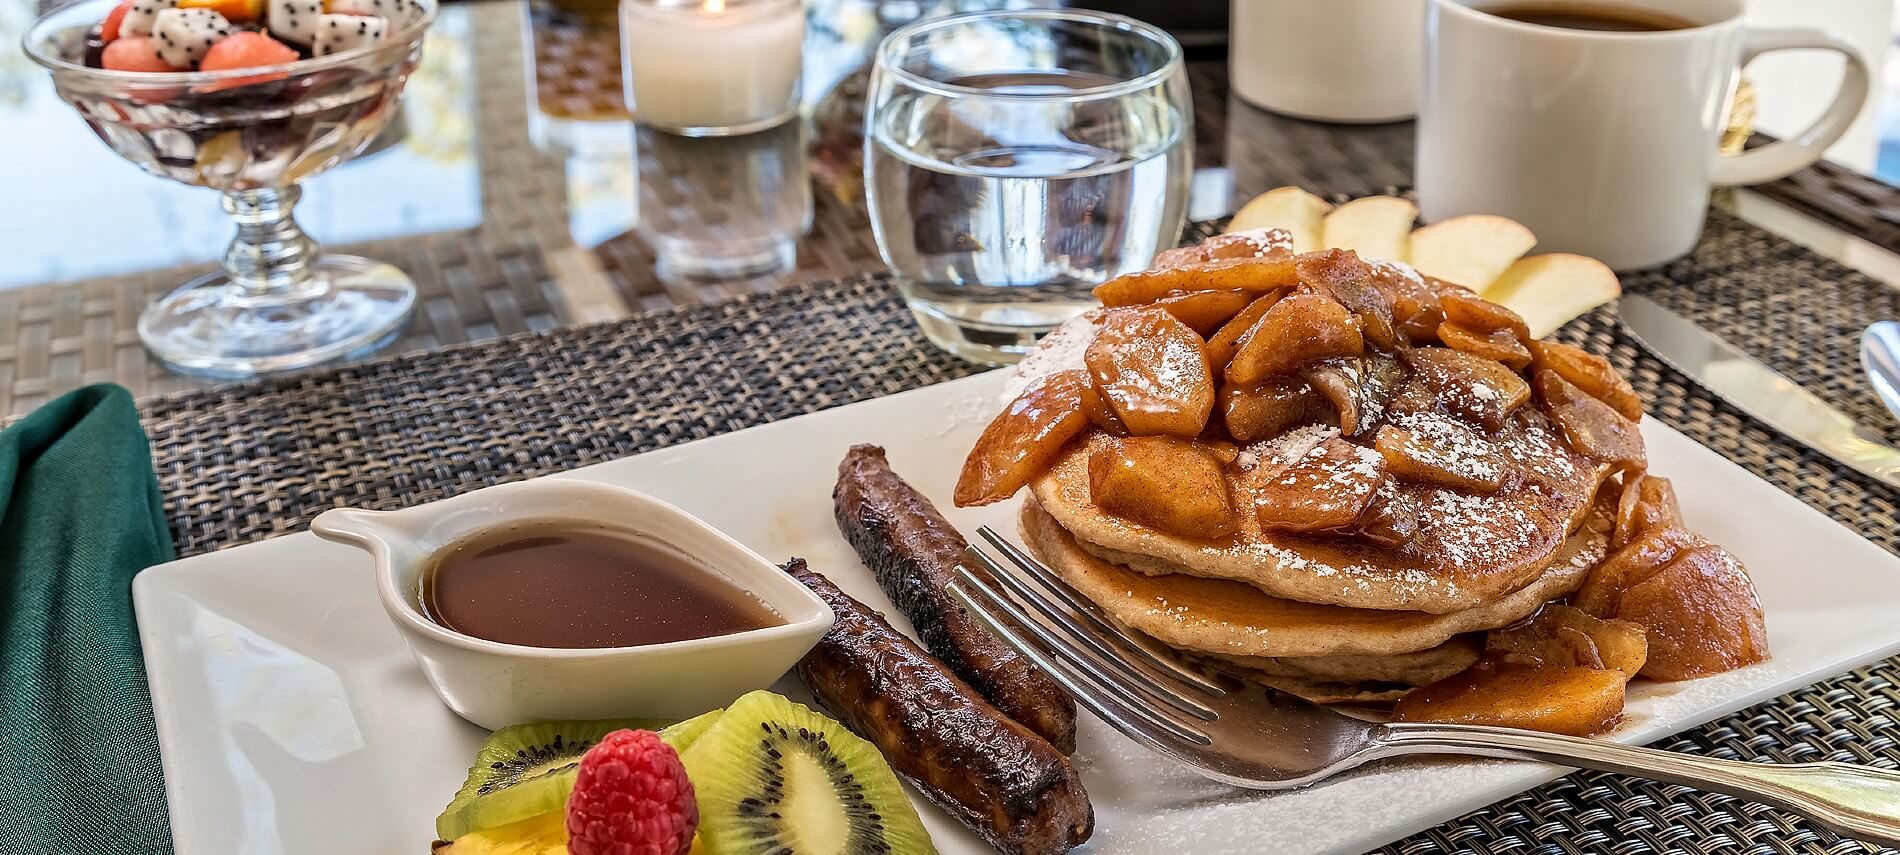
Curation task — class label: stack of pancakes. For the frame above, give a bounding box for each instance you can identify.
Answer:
[1019,414,1617,703]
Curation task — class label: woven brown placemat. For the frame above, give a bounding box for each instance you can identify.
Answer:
[137,209,1900,853]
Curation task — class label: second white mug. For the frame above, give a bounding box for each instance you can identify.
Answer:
[1416,0,1870,270]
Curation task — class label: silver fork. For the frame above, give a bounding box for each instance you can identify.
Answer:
[945,525,1900,847]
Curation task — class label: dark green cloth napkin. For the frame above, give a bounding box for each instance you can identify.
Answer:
[0,385,174,855]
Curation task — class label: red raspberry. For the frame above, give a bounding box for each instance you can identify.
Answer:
[566,729,698,855]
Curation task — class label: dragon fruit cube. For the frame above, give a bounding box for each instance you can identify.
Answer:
[266,0,323,46]
[150,7,233,68]
[311,13,386,56]
[118,0,178,38]
[328,0,420,29]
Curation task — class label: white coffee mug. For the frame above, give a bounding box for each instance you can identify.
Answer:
[1230,0,1426,123]
[1416,0,1870,270]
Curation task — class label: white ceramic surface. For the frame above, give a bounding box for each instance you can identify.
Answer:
[1229,0,1424,123]
[1416,0,1870,270]
[306,479,834,730]
[137,371,1900,854]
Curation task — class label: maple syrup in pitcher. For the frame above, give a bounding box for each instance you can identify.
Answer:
[420,526,781,648]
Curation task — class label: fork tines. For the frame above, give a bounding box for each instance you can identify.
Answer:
[948,525,1222,749]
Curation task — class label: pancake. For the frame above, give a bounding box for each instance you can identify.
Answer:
[1222,671,1414,705]
[1018,496,1611,658]
[1032,421,1612,614]
[1208,635,1482,685]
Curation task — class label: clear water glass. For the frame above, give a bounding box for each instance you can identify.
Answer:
[634,120,813,289]
[865,9,1192,364]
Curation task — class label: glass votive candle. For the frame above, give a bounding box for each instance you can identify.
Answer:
[634,120,813,287]
[620,0,805,136]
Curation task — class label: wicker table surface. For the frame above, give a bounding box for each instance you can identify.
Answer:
[4,0,1898,416]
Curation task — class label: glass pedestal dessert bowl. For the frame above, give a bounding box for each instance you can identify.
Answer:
[24,0,436,378]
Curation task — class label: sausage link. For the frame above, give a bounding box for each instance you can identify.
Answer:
[834,444,1078,753]
[787,559,1093,855]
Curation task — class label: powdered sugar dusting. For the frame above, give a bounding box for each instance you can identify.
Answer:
[1372,258,1424,286]
[1239,425,1338,472]
[1222,227,1295,258]
[1003,310,1100,403]
[1388,412,1506,484]
[1268,440,1382,492]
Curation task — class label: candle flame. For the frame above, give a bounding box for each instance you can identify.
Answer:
[705,0,723,11]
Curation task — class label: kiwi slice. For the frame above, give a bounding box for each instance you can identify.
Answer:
[435,718,668,841]
[683,691,935,855]
[660,708,723,754]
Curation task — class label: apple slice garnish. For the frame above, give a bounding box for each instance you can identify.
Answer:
[1485,253,1622,338]
[1409,214,1537,293]
[1227,187,1332,253]
[1320,195,1417,263]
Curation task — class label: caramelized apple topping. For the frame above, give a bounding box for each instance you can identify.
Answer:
[1094,257,1301,307]
[1087,436,1238,539]
[1613,474,1682,549]
[1226,294,1365,385]
[1616,544,1768,681]
[1151,245,1206,269]
[1204,290,1288,375]
[1299,354,1404,436]
[1438,322,1532,371]
[1383,376,1441,421]
[1295,249,1400,350]
[1221,378,1327,442]
[1534,370,1645,470]
[1085,307,1216,437]
[1378,266,1445,344]
[1372,419,1508,493]
[1440,289,1530,341]
[1529,340,1643,421]
[1487,604,1647,676]
[1572,524,1705,617]
[1403,347,1530,431]
[1394,657,1626,736]
[1197,438,1241,465]
[1155,228,1294,267]
[1154,289,1256,336]
[1254,437,1386,534]
[1344,484,1418,547]
[955,369,1096,506]
[1083,384,1131,436]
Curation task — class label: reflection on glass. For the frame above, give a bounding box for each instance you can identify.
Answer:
[634,120,813,288]
[524,2,634,157]
[865,9,1193,364]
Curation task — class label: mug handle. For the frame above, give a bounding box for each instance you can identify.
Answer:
[1711,27,1871,187]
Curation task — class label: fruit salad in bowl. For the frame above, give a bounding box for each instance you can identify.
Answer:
[23,0,435,378]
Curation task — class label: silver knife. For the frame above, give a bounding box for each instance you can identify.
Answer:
[1619,294,1900,489]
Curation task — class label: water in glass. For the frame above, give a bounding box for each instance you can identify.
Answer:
[866,12,1191,364]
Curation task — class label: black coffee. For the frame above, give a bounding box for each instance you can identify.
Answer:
[1488,3,1697,32]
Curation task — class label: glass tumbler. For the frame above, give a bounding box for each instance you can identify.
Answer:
[865,9,1192,364]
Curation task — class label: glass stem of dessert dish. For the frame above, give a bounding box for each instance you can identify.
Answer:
[24,0,436,378]
[142,185,419,378]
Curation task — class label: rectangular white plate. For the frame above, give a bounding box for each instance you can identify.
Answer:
[135,371,1900,854]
